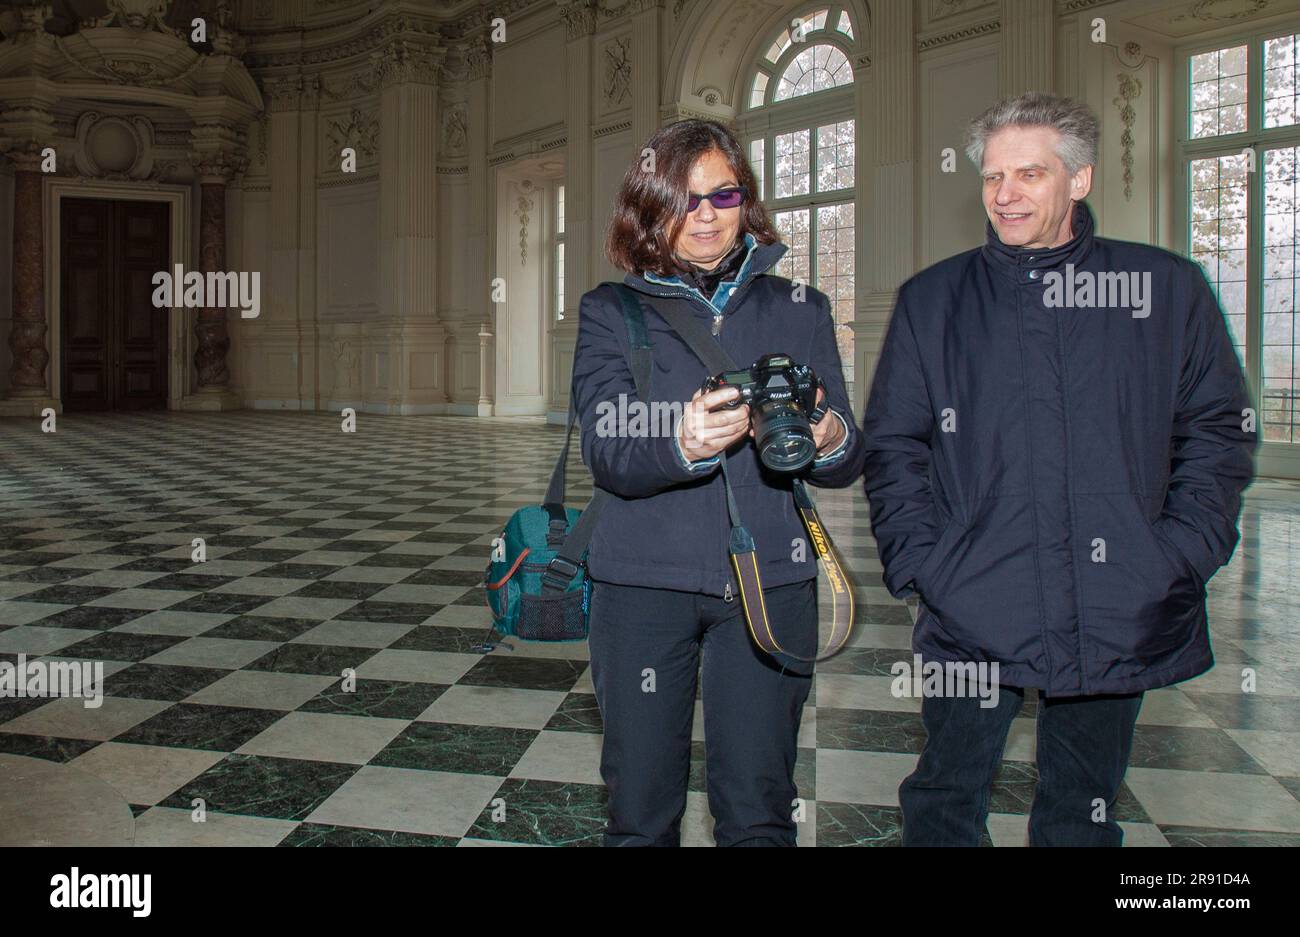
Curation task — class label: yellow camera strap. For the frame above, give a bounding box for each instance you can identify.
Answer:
[720,462,855,667]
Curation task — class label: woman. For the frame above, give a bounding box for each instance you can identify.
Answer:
[571,119,866,846]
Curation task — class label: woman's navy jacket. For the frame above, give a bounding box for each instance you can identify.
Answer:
[861,203,1256,695]
[571,233,867,598]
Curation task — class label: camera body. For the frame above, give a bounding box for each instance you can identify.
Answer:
[701,353,827,473]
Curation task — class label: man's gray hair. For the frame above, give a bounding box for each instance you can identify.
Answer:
[965,92,1100,175]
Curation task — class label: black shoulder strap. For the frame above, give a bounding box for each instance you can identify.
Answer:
[539,284,651,582]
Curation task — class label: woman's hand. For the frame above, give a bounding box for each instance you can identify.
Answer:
[810,387,845,455]
[678,386,751,461]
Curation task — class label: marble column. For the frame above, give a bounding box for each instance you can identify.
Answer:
[7,160,47,397]
[182,148,246,411]
[195,178,230,389]
[373,38,447,412]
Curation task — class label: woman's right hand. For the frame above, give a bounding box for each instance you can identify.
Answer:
[678,386,751,461]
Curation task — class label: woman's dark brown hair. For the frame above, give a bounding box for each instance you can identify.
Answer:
[605,119,779,277]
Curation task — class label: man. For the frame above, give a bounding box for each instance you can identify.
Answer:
[861,92,1256,846]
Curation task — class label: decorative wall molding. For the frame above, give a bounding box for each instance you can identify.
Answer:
[323,106,380,169]
[72,111,156,180]
[918,19,1000,51]
[513,180,536,267]
[593,118,632,137]
[602,35,632,110]
[442,102,467,156]
[1113,72,1142,201]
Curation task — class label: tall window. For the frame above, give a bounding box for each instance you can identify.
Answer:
[744,5,857,392]
[1181,30,1300,467]
[555,184,566,321]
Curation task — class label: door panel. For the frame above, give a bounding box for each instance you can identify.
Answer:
[60,198,170,411]
[61,200,113,411]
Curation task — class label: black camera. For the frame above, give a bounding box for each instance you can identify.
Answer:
[701,353,827,473]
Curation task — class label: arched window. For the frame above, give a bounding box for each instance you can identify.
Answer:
[743,5,859,391]
[749,6,855,109]
[773,43,853,102]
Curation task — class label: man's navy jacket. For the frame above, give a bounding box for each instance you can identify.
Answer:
[861,202,1256,696]
[571,233,867,598]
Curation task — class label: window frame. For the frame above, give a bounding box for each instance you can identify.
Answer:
[553,183,566,322]
[1175,25,1300,477]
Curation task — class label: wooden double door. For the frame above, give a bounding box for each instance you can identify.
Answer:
[61,197,170,411]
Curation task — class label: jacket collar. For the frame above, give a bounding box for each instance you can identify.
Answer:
[981,200,1096,283]
[625,232,788,313]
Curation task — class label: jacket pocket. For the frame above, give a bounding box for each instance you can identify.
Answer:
[912,496,1040,668]
[1075,493,1205,667]
[913,517,968,597]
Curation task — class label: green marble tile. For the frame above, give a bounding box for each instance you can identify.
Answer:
[816,646,915,676]
[390,625,496,654]
[544,692,603,733]
[459,656,587,691]
[370,721,537,775]
[58,631,186,662]
[277,823,458,846]
[245,642,379,676]
[298,678,449,719]
[115,702,286,751]
[204,615,321,643]
[816,801,904,846]
[104,663,229,701]
[160,753,360,821]
[0,732,101,762]
[1159,826,1300,847]
[464,777,607,846]
[816,707,927,753]
[1128,725,1268,774]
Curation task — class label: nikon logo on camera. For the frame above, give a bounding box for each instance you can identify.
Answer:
[594,394,684,437]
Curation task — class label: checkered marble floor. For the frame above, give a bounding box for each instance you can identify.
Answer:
[0,411,1297,847]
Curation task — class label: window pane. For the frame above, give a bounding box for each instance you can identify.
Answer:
[1265,33,1299,129]
[773,43,853,102]
[816,119,855,192]
[816,202,856,387]
[836,10,853,39]
[774,208,810,284]
[556,185,565,235]
[1263,146,1300,442]
[765,29,791,64]
[1189,153,1251,366]
[556,242,565,321]
[775,129,810,198]
[1189,44,1249,139]
[750,139,765,200]
[750,71,769,109]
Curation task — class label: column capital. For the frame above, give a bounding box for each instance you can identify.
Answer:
[558,0,598,40]
[189,120,248,183]
[262,73,313,112]
[1,140,51,172]
[372,39,446,89]
[461,35,493,81]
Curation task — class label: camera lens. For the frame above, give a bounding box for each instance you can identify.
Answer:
[752,398,816,472]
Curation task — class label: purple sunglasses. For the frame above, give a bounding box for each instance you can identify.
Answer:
[686,185,748,213]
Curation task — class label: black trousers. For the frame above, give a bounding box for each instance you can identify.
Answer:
[588,576,817,846]
[899,687,1144,846]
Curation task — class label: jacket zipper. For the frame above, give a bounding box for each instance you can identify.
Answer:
[640,275,764,598]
